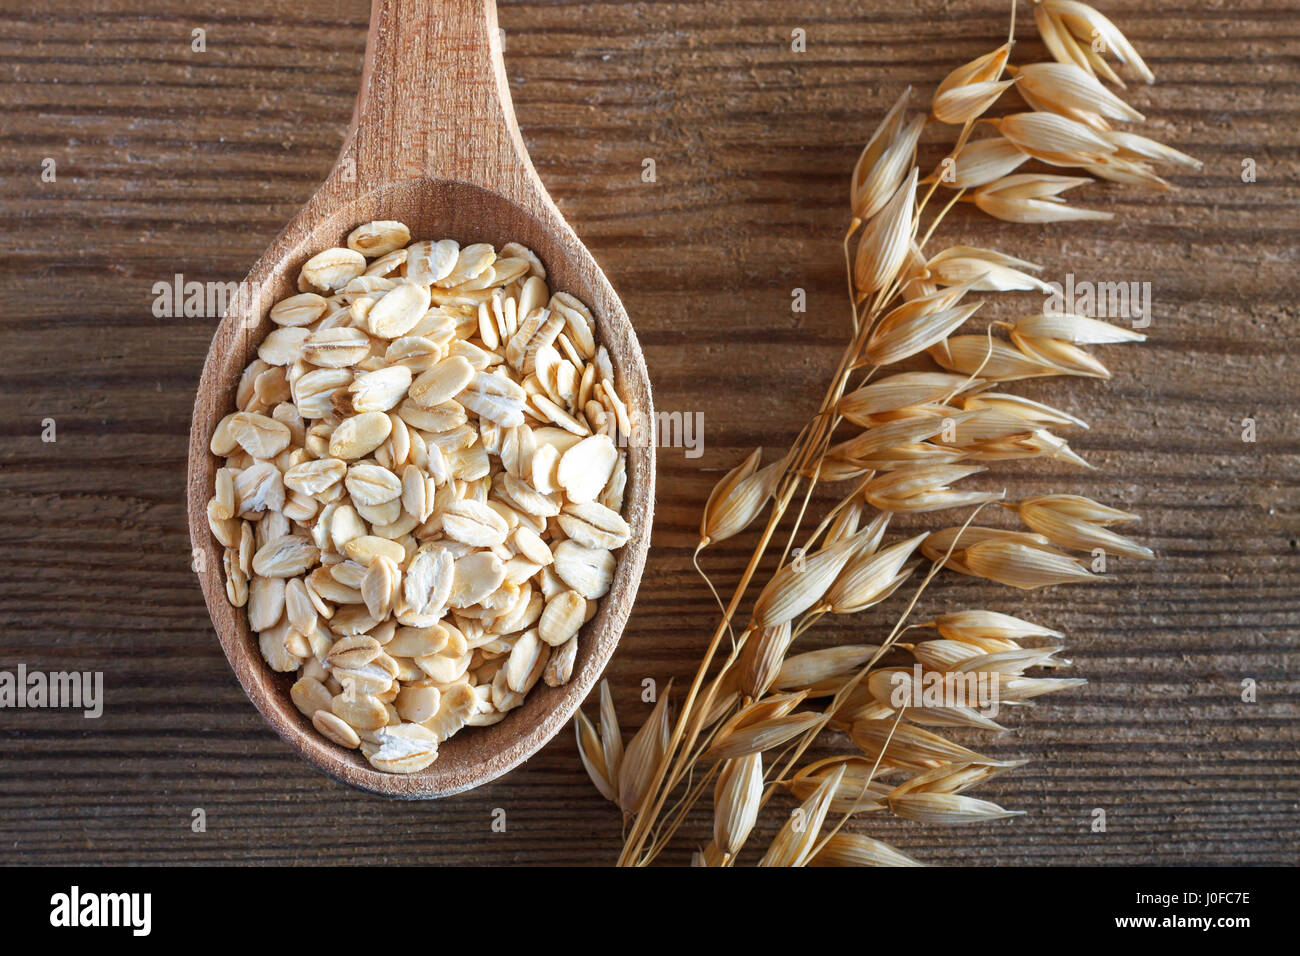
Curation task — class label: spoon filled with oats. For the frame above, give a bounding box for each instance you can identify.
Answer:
[187,0,654,797]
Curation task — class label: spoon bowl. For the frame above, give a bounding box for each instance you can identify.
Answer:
[187,0,654,797]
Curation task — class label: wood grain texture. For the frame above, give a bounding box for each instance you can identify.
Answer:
[0,0,1297,864]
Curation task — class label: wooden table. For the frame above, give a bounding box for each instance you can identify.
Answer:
[0,0,1295,865]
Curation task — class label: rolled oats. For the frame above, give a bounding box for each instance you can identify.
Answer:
[228,412,292,459]
[291,675,333,718]
[270,292,329,328]
[302,327,371,369]
[252,535,319,578]
[331,690,388,731]
[208,223,634,774]
[213,472,238,522]
[558,500,632,550]
[557,434,619,504]
[301,247,366,293]
[348,365,413,412]
[329,411,393,460]
[539,589,586,647]
[347,220,411,259]
[367,280,432,338]
[313,709,362,748]
[552,540,616,599]
[409,355,475,407]
[544,636,578,687]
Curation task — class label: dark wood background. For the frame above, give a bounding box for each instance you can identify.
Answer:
[1,0,1296,866]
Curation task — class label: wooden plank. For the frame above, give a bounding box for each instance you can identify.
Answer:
[0,0,1296,865]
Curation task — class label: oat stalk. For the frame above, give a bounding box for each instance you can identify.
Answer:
[576,0,1194,866]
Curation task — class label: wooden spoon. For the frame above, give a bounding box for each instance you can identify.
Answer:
[186,0,654,798]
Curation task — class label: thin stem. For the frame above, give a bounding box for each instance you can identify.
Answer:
[724,503,994,860]
[808,708,906,861]
[692,545,733,635]
[619,473,806,865]
[844,220,863,334]
[644,762,719,864]
[626,273,906,866]
[776,463,823,570]
[919,187,967,249]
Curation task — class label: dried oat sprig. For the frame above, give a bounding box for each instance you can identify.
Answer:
[578,0,1192,866]
[1034,0,1153,87]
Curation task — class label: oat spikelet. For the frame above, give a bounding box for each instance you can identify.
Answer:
[912,639,1064,674]
[810,832,926,867]
[929,335,1063,380]
[824,533,928,613]
[851,88,924,221]
[922,526,1050,574]
[932,42,1012,124]
[789,756,891,814]
[1008,312,1145,344]
[864,669,1008,732]
[929,609,1064,644]
[864,466,1004,514]
[890,792,1024,825]
[737,621,794,698]
[851,719,995,769]
[866,296,984,364]
[713,753,763,857]
[704,711,822,762]
[599,679,624,785]
[840,372,983,424]
[617,687,671,814]
[937,135,1030,188]
[996,112,1117,167]
[699,448,755,546]
[773,645,880,692]
[829,411,974,464]
[1013,493,1153,559]
[750,525,877,627]
[1011,61,1144,129]
[926,246,1052,293]
[853,169,918,300]
[962,539,1095,589]
[973,173,1113,223]
[934,79,1015,125]
[758,764,844,867]
[1011,331,1112,378]
[699,454,783,548]
[575,709,617,804]
[1040,0,1155,86]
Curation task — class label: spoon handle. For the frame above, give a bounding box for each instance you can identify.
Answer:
[332,0,548,216]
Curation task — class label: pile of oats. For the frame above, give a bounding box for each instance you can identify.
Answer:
[206,220,631,774]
